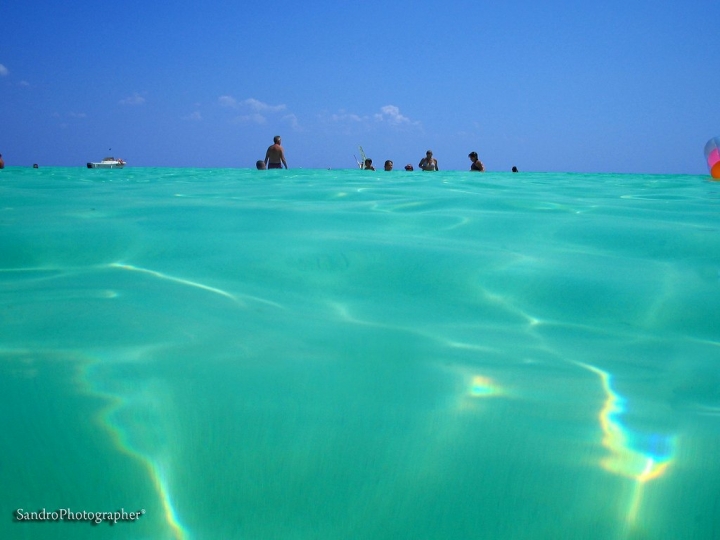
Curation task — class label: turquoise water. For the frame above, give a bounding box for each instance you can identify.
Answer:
[1,167,719,539]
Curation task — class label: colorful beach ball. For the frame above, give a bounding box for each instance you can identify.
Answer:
[704,136,720,180]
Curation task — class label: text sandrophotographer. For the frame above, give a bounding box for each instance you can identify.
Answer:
[15,508,145,525]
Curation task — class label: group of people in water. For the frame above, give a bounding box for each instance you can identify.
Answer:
[363,150,442,172]
[254,136,519,172]
[0,138,518,172]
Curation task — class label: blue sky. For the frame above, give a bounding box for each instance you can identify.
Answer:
[1,0,718,173]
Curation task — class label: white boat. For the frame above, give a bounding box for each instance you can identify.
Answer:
[87,157,126,169]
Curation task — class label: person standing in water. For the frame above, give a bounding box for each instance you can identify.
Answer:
[264,136,288,169]
[0,153,5,169]
[419,150,438,171]
[468,151,485,171]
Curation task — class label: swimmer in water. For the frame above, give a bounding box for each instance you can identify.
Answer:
[468,151,485,172]
[419,150,438,171]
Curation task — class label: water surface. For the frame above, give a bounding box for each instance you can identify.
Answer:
[1,167,719,539]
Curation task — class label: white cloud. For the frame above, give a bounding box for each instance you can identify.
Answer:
[68,112,87,118]
[283,113,301,130]
[374,105,419,126]
[183,111,203,121]
[220,95,293,127]
[219,95,286,115]
[219,95,238,108]
[326,105,420,130]
[19,80,30,87]
[119,93,146,105]
[0,64,8,76]
[243,98,286,113]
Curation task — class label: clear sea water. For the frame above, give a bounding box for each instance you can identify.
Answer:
[1,167,719,540]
